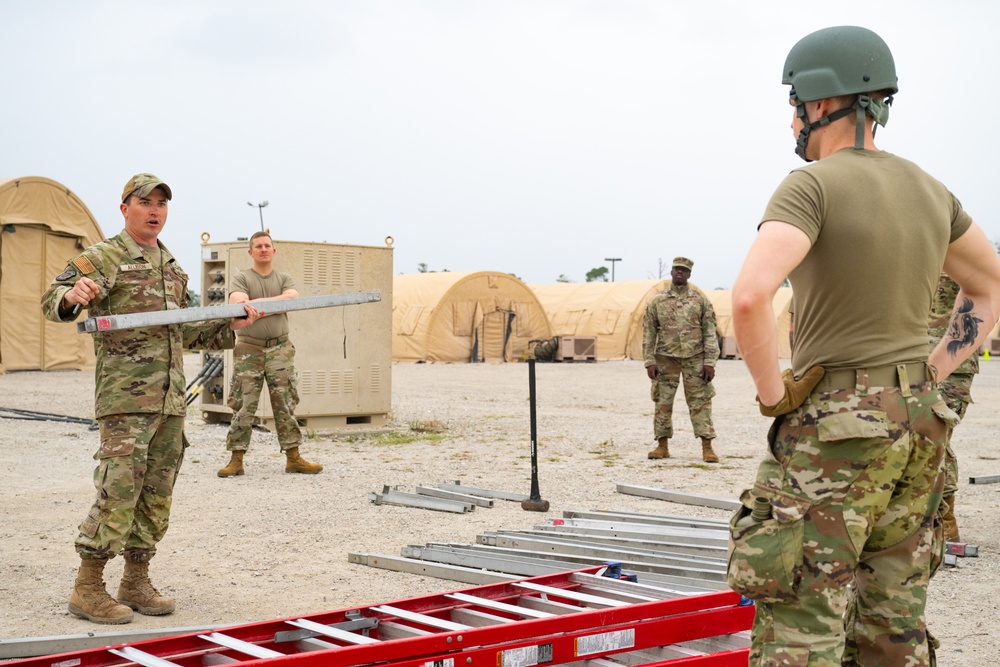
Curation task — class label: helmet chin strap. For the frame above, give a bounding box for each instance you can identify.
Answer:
[792,91,893,162]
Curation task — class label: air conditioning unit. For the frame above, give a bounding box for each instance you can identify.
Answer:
[988,338,1000,356]
[555,336,597,362]
[720,336,741,360]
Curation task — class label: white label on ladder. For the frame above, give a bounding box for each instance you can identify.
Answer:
[499,643,553,667]
[419,659,455,667]
[574,629,635,656]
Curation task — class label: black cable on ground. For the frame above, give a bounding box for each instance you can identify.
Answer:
[0,407,98,430]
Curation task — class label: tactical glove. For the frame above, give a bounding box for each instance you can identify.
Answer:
[758,366,825,417]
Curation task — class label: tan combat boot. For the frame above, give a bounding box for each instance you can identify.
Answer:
[217,450,245,477]
[285,447,323,474]
[647,438,670,459]
[117,552,175,616]
[68,557,134,624]
[941,494,960,542]
[701,438,719,463]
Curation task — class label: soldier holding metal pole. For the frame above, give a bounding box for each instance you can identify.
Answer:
[217,231,322,477]
[41,173,261,625]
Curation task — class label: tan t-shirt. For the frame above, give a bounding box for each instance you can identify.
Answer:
[230,269,295,340]
[761,149,972,375]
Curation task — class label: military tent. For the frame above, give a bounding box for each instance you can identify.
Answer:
[0,176,104,372]
[393,271,552,362]
[706,288,794,359]
[529,280,673,361]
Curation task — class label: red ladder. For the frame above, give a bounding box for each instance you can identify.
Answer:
[7,566,752,667]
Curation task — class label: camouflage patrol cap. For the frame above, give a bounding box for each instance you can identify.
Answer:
[672,257,694,270]
[121,173,172,202]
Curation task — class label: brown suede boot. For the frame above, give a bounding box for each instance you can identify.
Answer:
[701,438,719,463]
[117,552,175,616]
[217,450,245,478]
[647,438,670,459]
[68,557,134,624]
[285,447,323,474]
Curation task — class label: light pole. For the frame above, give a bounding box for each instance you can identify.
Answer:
[247,201,269,232]
[604,257,622,282]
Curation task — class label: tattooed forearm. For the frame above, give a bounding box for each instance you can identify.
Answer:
[945,297,984,357]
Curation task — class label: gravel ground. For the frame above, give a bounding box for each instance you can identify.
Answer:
[1,355,998,665]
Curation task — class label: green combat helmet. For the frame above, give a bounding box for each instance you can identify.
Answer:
[782,26,898,161]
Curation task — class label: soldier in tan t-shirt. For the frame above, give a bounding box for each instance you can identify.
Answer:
[217,232,323,477]
[729,26,1000,665]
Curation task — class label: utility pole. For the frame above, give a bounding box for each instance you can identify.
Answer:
[604,257,622,282]
[247,201,269,232]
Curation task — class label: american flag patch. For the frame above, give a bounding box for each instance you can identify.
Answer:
[72,256,96,274]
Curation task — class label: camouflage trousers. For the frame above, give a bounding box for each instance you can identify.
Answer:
[650,355,716,440]
[727,381,954,666]
[76,413,186,559]
[938,373,974,541]
[226,340,302,451]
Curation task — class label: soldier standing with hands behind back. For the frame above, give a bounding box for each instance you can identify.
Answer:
[41,174,262,625]
[642,257,720,463]
[217,231,322,477]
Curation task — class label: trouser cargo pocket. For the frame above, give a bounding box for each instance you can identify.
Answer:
[727,486,811,603]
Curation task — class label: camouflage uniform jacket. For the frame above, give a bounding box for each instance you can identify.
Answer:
[928,273,979,376]
[40,231,235,418]
[642,284,719,367]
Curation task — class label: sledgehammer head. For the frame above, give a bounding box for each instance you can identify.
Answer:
[521,498,550,512]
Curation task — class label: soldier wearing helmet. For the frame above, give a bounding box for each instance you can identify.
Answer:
[728,26,1000,665]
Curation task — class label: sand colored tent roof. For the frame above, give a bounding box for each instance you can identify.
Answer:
[393,271,553,362]
[706,287,794,359]
[0,176,104,372]
[529,280,677,361]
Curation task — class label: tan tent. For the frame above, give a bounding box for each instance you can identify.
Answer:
[773,288,794,359]
[0,177,104,372]
[706,287,794,359]
[529,280,676,361]
[393,271,553,362]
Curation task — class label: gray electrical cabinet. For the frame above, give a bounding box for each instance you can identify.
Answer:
[198,237,393,430]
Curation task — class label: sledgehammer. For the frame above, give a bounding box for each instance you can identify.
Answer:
[521,349,550,512]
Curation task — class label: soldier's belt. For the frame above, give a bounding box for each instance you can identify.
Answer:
[76,292,380,334]
[238,334,289,348]
[816,362,929,392]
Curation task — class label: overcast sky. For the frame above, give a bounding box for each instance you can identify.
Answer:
[6,1,999,293]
